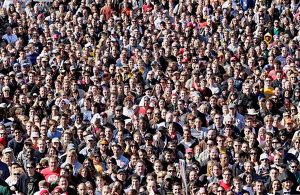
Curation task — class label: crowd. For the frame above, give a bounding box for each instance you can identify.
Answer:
[0,0,299,194]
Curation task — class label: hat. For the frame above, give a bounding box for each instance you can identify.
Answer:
[86,135,94,141]
[230,57,237,61]
[39,189,49,195]
[258,95,265,101]
[52,186,63,193]
[16,72,23,78]
[145,133,152,140]
[164,174,173,180]
[186,148,194,153]
[67,143,76,151]
[70,65,76,70]
[157,126,166,132]
[21,63,30,68]
[279,130,287,136]
[259,153,269,161]
[2,147,13,155]
[115,105,122,111]
[31,132,39,138]
[52,34,59,39]
[257,56,264,61]
[124,134,132,140]
[24,138,33,144]
[0,103,7,109]
[99,139,109,145]
[182,58,189,63]
[52,137,60,143]
[41,57,48,62]
[228,103,236,109]
[144,85,152,91]
[247,108,258,115]
[117,169,126,174]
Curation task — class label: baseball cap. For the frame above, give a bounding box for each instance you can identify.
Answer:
[2,147,13,155]
[86,135,94,141]
[259,153,269,161]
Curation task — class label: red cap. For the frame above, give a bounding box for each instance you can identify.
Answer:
[230,57,237,61]
[187,22,194,28]
[39,189,49,195]
[52,34,59,39]
[182,58,189,63]
[0,137,6,147]
[179,48,185,54]
[186,148,194,153]
[52,186,63,193]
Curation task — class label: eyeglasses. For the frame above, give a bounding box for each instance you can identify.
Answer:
[26,166,34,169]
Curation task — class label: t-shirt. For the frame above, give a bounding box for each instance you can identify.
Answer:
[40,167,61,183]
[219,180,231,191]
[8,139,24,156]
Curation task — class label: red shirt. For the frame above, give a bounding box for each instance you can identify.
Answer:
[219,180,231,191]
[41,167,61,183]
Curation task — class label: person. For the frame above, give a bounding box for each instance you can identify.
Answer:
[40,155,60,183]
[15,161,45,195]
[0,178,11,195]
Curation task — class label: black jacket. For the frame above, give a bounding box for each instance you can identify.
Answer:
[16,172,45,195]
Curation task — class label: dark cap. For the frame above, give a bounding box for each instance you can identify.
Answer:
[157,126,166,132]
[145,133,153,140]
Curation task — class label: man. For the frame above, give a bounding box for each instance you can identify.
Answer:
[172,182,182,195]
[79,135,96,158]
[253,180,267,195]
[15,161,45,195]
[277,171,297,195]
[112,144,129,169]
[232,177,250,195]
[8,129,24,156]
[40,155,61,183]
[0,177,11,195]
[2,26,17,44]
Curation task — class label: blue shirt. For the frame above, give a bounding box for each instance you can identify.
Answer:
[47,129,62,139]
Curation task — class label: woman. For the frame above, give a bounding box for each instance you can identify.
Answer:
[268,179,282,195]
[166,122,182,144]
[242,174,254,195]
[89,152,104,175]
[248,148,259,172]
[76,167,95,187]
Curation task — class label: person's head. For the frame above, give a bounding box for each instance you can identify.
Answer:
[26,161,36,176]
[58,176,69,191]
[233,177,242,192]
[254,180,265,194]
[172,182,182,195]
[48,155,59,171]
[77,183,87,195]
